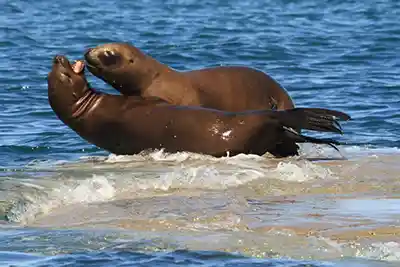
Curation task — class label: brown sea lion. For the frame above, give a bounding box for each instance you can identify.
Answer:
[47,55,350,158]
[84,43,295,111]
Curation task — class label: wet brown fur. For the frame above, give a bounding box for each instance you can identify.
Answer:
[48,55,350,157]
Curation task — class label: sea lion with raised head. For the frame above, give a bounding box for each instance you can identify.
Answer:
[84,43,295,111]
[48,55,350,157]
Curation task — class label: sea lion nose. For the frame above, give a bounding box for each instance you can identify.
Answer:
[85,48,93,57]
[85,48,101,67]
[54,55,66,64]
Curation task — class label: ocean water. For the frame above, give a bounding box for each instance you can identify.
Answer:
[0,0,399,266]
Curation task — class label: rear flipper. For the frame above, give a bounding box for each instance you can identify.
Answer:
[270,127,345,158]
[275,107,351,134]
[269,107,350,157]
[283,126,341,151]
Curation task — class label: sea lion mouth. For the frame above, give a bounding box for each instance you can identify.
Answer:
[84,48,101,69]
[53,55,85,75]
[84,47,124,71]
[85,60,99,72]
[72,60,85,74]
[84,51,103,77]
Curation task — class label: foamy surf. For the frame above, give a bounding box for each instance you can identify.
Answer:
[363,242,400,262]
[6,175,116,225]
[2,143,399,266]
[4,145,355,225]
[5,162,334,225]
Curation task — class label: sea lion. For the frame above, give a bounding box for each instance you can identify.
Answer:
[84,43,295,111]
[48,55,350,157]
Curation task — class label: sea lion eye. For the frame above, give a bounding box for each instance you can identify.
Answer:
[99,50,122,66]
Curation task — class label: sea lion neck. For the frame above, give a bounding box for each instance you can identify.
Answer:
[135,55,172,93]
[49,80,101,126]
[70,89,101,120]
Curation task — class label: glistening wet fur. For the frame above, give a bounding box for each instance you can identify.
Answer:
[48,55,351,158]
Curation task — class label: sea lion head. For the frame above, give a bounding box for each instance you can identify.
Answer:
[47,55,89,122]
[84,43,160,96]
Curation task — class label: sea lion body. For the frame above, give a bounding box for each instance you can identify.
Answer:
[48,56,349,157]
[84,43,294,111]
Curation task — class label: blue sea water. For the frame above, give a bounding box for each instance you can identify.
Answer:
[0,0,399,266]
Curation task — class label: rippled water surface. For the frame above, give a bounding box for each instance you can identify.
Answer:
[0,0,399,266]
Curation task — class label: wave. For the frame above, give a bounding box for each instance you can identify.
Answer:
[3,144,400,225]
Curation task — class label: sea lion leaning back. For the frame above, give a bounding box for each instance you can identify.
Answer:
[48,55,350,158]
[84,43,295,111]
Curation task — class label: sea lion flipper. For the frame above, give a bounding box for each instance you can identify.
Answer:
[283,126,341,149]
[267,127,344,158]
[275,108,350,134]
[302,108,351,121]
[281,126,346,158]
[267,108,350,157]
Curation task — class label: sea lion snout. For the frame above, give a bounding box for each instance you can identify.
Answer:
[85,46,123,69]
[48,55,91,118]
[49,55,88,95]
[53,55,67,65]
[52,55,74,73]
[51,55,85,77]
[85,48,93,56]
[50,55,72,83]
[85,48,99,67]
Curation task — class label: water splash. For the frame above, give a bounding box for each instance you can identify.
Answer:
[362,242,400,262]
[7,175,115,225]
[5,148,341,224]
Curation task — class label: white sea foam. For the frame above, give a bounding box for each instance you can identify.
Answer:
[263,229,400,262]
[273,161,337,182]
[84,144,400,166]
[7,175,115,225]
[9,144,400,225]
[8,151,339,224]
[103,149,224,163]
[362,242,400,262]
